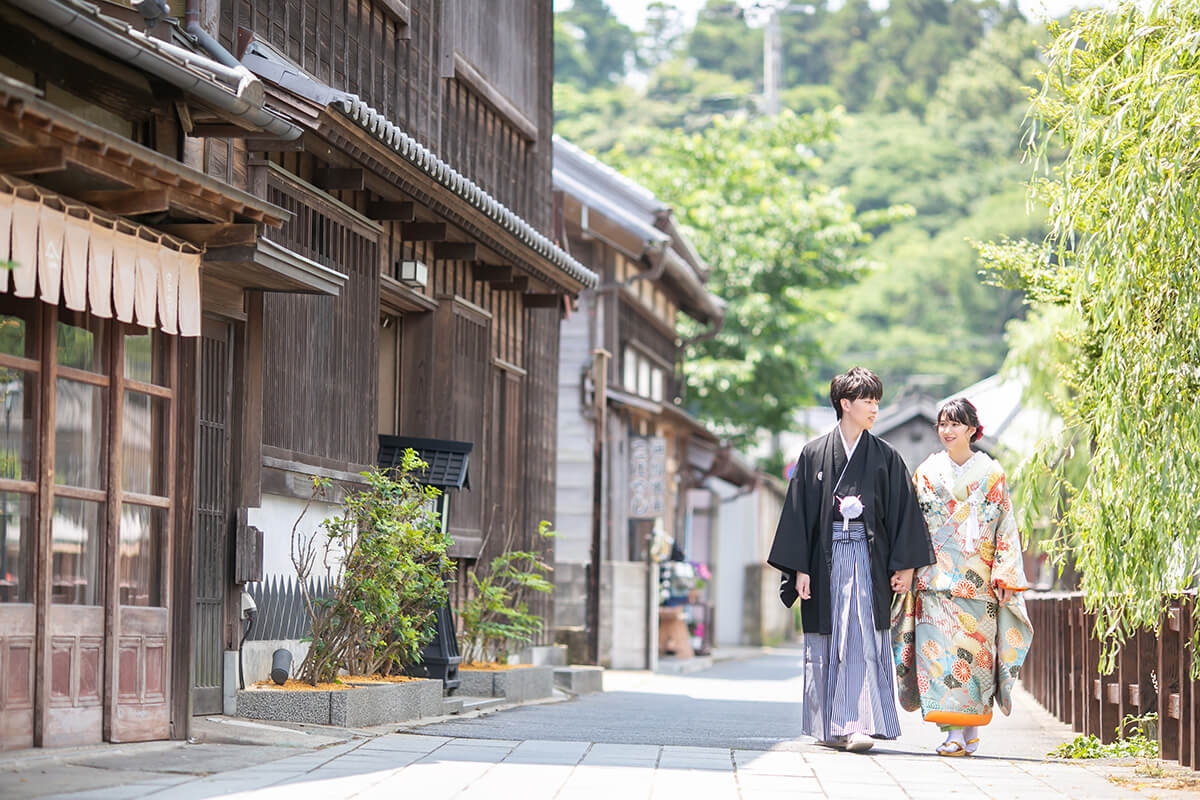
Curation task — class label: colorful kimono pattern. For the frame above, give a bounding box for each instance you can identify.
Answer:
[891,451,1034,726]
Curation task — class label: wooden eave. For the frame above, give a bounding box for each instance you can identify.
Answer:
[0,77,288,229]
[202,236,347,296]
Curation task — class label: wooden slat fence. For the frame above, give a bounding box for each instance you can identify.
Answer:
[1024,593,1200,767]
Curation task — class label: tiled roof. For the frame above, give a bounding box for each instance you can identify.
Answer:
[332,97,598,290]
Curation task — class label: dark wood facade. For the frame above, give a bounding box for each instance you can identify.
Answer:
[204,0,579,669]
[0,0,583,749]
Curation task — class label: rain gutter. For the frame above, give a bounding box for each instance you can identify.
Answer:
[8,0,301,140]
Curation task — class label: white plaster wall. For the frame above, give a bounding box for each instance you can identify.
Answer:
[247,493,344,582]
[555,306,595,565]
[711,481,758,647]
[241,639,311,686]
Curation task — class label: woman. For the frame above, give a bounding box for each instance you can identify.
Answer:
[892,398,1033,757]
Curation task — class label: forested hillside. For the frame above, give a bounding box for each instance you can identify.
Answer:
[555,0,1054,439]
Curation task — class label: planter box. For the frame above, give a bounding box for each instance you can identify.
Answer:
[457,665,554,703]
[554,665,604,695]
[237,678,442,727]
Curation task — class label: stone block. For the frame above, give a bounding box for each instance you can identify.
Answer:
[236,688,331,725]
[554,666,604,694]
[457,666,554,702]
[509,644,567,667]
[238,679,443,727]
[332,680,444,726]
[493,666,554,702]
[457,669,496,697]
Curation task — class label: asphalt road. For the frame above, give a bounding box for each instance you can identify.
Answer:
[408,648,812,750]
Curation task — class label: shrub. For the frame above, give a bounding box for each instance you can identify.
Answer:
[460,521,555,663]
[291,453,454,684]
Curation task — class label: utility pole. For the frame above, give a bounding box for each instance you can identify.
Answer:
[763,7,782,115]
[587,348,610,666]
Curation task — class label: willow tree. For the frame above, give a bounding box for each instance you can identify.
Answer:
[1000,1,1200,667]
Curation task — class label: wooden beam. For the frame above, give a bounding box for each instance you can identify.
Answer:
[490,276,529,292]
[244,137,307,152]
[156,223,259,247]
[189,123,252,138]
[366,201,415,221]
[471,263,512,282]
[378,0,410,25]
[0,146,64,175]
[174,101,194,136]
[523,293,562,308]
[401,221,447,241]
[312,167,365,191]
[78,189,170,216]
[434,242,477,260]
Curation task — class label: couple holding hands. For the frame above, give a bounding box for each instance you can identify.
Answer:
[769,367,1033,756]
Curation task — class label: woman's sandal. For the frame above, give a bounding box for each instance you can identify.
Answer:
[936,740,969,757]
[964,737,980,755]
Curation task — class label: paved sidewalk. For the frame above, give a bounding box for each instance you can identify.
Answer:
[4,647,1199,799]
[17,730,1194,800]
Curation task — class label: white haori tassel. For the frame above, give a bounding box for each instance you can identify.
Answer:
[839,494,864,537]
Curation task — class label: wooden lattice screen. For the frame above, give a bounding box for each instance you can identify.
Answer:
[260,176,380,466]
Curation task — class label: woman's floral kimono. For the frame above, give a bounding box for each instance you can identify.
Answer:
[891,451,1034,727]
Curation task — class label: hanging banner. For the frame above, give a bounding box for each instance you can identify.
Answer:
[0,184,201,336]
[629,435,668,519]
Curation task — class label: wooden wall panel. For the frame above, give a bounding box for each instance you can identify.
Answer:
[521,309,559,641]
[260,179,379,467]
[223,0,552,230]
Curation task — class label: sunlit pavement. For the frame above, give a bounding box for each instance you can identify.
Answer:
[10,647,1198,799]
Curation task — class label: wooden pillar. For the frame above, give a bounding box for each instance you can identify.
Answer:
[168,337,197,740]
[1085,606,1102,739]
[1158,603,1182,761]
[587,348,609,667]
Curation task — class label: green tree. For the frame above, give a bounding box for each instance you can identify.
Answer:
[555,0,637,89]
[985,1,1200,667]
[686,1,763,87]
[610,111,903,443]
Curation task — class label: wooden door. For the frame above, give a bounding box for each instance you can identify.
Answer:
[110,328,175,742]
[43,310,110,747]
[192,320,232,715]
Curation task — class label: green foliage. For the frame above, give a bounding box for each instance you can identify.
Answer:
[983,0,1200,671]
[292,456,454,684]
[553,1,1050,441]
[687,1,763,87]
[555,0,636,90]
[459,521,556,663]
[1049,713,1158,759]
[608,110,905,442]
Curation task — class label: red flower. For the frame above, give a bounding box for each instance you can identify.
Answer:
[901,644,915,666]
[952,659,972,682]
[917,674,930,694]
[953,579,977,598]
[976,649,993,670]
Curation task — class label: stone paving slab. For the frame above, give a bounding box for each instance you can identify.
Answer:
[15,731,1200,800]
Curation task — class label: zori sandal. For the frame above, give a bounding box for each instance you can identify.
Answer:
[964,737,980,755]
[936,740,968,757]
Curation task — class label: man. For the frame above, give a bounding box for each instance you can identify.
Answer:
[768,367,934,752]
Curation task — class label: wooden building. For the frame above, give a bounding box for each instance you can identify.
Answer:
[0,0,593,749]
[551,137,755,669]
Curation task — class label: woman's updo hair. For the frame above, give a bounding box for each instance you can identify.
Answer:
[938,397,983,443]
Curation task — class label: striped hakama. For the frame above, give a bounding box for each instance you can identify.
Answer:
[801,522,901,741]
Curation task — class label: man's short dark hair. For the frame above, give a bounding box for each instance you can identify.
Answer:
[829,367,883,420]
